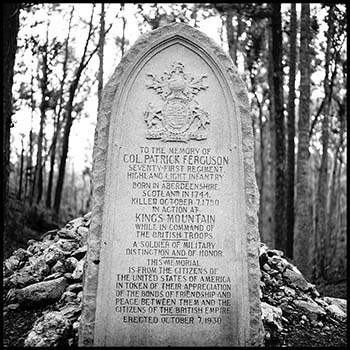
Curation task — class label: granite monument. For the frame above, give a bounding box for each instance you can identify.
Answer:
[79,22,264,346]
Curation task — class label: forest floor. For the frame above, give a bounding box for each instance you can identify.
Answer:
[264,280,347,347]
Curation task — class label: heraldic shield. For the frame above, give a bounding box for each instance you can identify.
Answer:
[144,62,210,142]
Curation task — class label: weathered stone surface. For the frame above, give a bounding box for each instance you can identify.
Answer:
[43,272,62,281]
[79,22,264,347]
[71,246,87,260]
[27,240,52,255]
[6,267,43,290]
[293,300,326,318]
[77,291,83,303]
[314,297,329,308]
[67,217,85,231]
[58,228,79,240]
[53,239,79,255]
[41,229,58,241]
[52,260,66,274]
[281,286,296,298]
[77,227,89,243]
[44,247,65,266]
[71,259,85,281]
[24,311,71,347]
[60,304,81,322]
[282,267,312,291]
[66,283,83,293]
[3,256,21,274]
[59,291,77,304]
[65,257,78,272]
[13,247,32,261]
[261,302,283,331]
[14,277,67,305]
[325,304,346,320]
[267,249,284,257]
[322,296,347,313]
[29,256,51,278]
[279,302,296,316]
[5,303,20,311]
[268,256,290,272]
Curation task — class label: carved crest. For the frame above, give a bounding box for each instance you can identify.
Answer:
[144,62,210,142]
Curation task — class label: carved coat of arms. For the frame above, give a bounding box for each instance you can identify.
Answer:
[144,62,210,142]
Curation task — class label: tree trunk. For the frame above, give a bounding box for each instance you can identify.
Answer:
[334,158,346,278]
[286,3,297,259]
[46,111,59,208]
[314,4,334,280]
[46,7,73,209]
[265,24,276,248]
[293,3,312,279]
[258,106,265,239]
[17,138,25,200]
[226,9,237,65]
[120,3,127,57]
[250,74,265,238]
[3,3,20,223]
[27,69,36,203]
[327,95,345,279]
[54,5,97,214]
[271,4,286,252]
[53,92,75,214]
[98,3,105,111]
[34,25,49,204]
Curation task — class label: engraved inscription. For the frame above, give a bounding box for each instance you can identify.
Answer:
[116,145,232,327]
[144,62,210,142]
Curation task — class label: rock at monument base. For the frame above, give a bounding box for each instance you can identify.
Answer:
[65,256,78,272]
[4,269,40,290]
[261,302,283,331]
[24,311,71,347]
[71,245,87,260]
[52,260,66,274]
[71,259,85,281]
[13,277,67,305]
[325,304,346,320]
[293,299,326,321]
[322,296,347,314]
[4,248,32,274]
[282,267,313,291]
[44,247,65,266]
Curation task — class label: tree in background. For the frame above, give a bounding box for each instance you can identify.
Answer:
[54,5,98,214]
[53,4,116,214]
[17,135,25,200]
[294,3,312,278]
[314,4,346,281]
[2,3,21,236]
[97,3,105,111]
[271,3,286,254]
[32,20,50,205]
[46,6,74,209]
[314,4,334,280]
[286,3,297,259]
[118,3,127,57]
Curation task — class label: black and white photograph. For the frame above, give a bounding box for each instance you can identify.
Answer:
[2,3,347,347]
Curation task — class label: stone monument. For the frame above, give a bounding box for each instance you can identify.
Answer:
[79,23,264,346]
